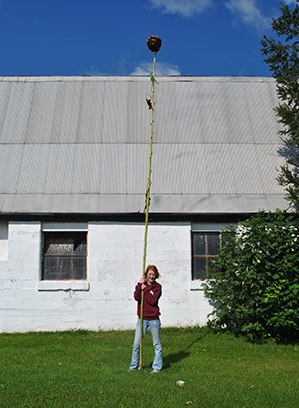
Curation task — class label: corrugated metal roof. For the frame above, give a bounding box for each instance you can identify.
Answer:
[0,76,286,214]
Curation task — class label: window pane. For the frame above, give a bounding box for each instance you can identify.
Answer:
[193,234,205,255]
[44,235,86,256]
[192,257,206,280]
[59,242,76,255]
[57,257,72,279]
[43,257,57,280]
[73,258,86,279]
[207,234,220,255]
[74,239,86,255]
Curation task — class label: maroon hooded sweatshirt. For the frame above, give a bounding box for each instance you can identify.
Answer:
[134,282,162,320]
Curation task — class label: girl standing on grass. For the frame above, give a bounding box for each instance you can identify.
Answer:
[129,265,162,373]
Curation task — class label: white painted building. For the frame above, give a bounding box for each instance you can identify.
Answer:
[0,76,286,333]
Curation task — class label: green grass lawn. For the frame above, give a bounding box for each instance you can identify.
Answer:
[0,327,298,408]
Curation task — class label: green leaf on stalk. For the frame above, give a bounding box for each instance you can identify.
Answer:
[149,72,159,84]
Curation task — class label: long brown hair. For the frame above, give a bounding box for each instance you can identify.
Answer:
[143,264,160,280]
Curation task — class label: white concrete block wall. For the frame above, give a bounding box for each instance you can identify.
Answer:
[0,222,41,332]
[0,221,213,333]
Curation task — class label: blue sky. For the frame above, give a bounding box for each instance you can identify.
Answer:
[0,0,296,77]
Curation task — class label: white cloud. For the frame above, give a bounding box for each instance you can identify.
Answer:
[225,0,271,30]
[131,61,181,76]
[149,0,213,18]
[148,0,276,31]
[83,66,107,76]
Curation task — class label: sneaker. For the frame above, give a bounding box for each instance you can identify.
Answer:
[151,370,160,374]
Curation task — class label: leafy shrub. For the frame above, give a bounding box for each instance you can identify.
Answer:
[206,210,299,343]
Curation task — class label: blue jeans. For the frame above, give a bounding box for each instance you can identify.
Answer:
[129,318,162,372]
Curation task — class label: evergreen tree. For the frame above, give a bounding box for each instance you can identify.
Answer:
[261,1,299,210]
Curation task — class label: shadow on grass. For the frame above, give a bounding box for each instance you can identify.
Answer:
[163,350,191,369]
[163,328,210,370]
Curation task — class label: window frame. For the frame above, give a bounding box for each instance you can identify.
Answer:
[38,223,89,292]
[0,221,8,261]
[191,231,221,281]
[42,231,87,281]
[190,223,231,288]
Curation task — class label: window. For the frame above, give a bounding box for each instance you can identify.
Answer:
[0,222,8,260]
[42,231,87,280]
[192,232,220,280]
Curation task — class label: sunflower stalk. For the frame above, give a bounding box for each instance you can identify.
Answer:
[139,36,161,370]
